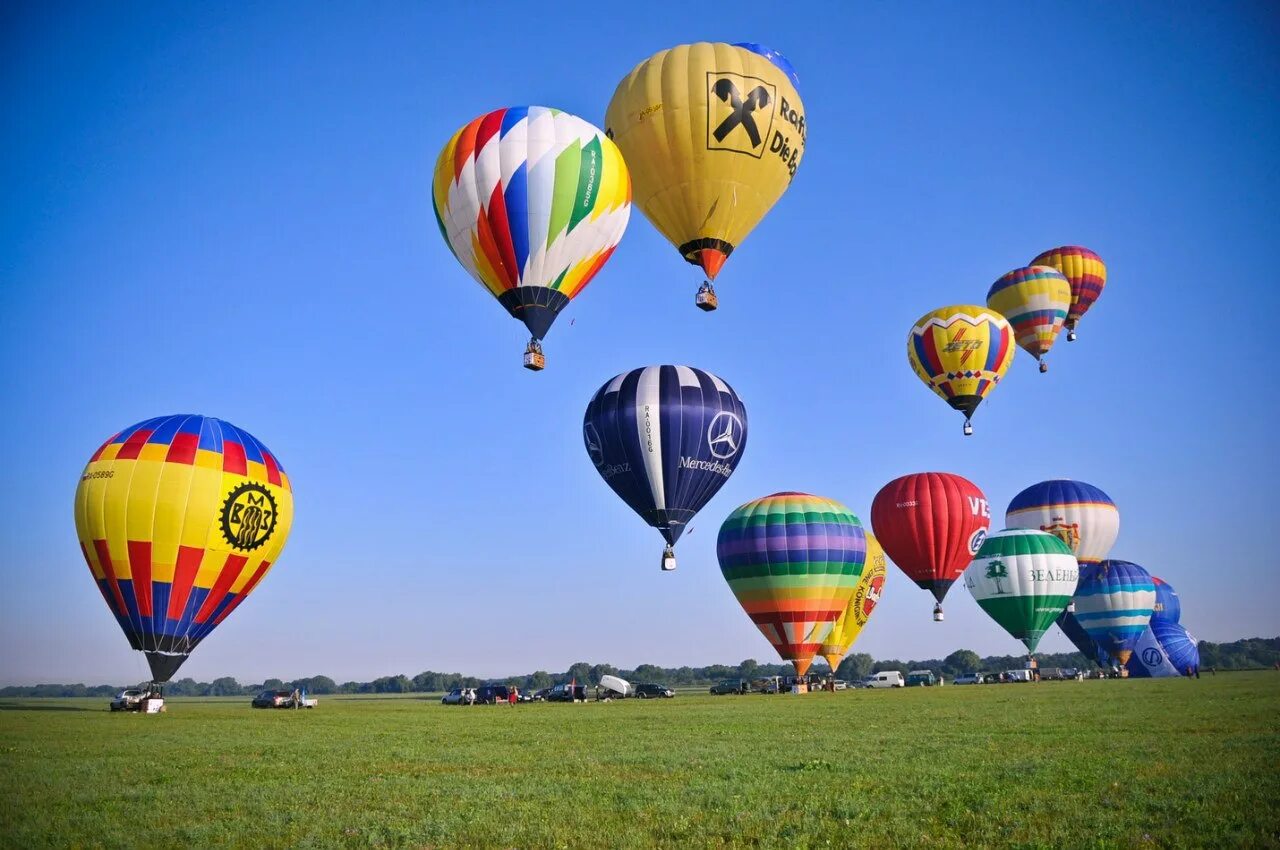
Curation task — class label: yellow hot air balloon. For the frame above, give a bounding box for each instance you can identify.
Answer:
[908,305,1016,435]
[605,42,806,310]
[820,533,888,673]
[986,266,1072,373]
[73,415,294,684]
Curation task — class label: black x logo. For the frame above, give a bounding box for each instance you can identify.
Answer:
[712,79,771,148]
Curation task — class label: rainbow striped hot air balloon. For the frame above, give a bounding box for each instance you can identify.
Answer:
[717,493,866,676]
[986,266,1072,373]
[1029,246,1106,342]
[1073,560,1155,666]
[74,415,294,684]
[432,106,631,369]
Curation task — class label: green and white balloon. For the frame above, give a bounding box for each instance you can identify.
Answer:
[964,528,1079,653]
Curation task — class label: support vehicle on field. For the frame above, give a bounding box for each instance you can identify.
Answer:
[906,670,938,687]
[634,683,675,699]
[868,671,905,688]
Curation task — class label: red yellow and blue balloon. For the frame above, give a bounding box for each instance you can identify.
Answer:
[986,266,1072,373]
[74,415,294,683]
[1029,245,1106,342]
[907,305,1015,435]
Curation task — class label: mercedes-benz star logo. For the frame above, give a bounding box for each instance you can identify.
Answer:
[707,411,743,460]
[584,422,605,468]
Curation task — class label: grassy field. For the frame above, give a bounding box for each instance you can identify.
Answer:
[1,673,1277,848]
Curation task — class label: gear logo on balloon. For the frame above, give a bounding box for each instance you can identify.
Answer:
[707,73,776,156]
[584,422,605,468]
[220,482,278,551]
[707,411,744,459]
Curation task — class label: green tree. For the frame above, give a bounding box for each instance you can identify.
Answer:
[985,559,1010,594]
[837,653,874,680]
[565,662,593,684]
[207,676,241,696]
[942,650,982,677]
[737,659,760,679]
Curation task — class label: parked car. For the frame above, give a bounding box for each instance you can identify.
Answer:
[544,683,586,702]
[475,685,510,704]
[634,683,675,699]
[831,679,849,691]
[906,670,938,687]
[709,680,747,695]
[868,671,905,688]
[851,676,875,689]
[441,687,475,706]
[252,689,295,708]
[109,688,147,712]
[953,672,985,685]
[531,687,552,701]
[1005,669,1033,683]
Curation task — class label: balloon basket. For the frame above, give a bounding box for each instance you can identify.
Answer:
[523,340,545,372]
[695,282,718,312]
[962,420,973,437]
[933,604,945,623]
[661,545,677,572]
[1039,361,1048,374]
[1067,330,1077,342]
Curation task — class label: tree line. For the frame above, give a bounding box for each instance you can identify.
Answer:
[4,636,1276,698]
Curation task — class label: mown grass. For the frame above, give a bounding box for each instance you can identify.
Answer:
[1,673,1277,848]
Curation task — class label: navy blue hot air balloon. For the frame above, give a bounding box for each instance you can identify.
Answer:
[1151,576,1181,624]
[584,365,747,571]
[1127,620,1200,677]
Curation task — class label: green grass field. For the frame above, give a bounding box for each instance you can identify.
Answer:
[1,673,1277,848]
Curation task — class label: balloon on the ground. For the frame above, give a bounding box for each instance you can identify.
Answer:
[585,366,747,570]
[1151,576,1181,624]
[985,266,1072,372]
[1073,560,1155,666]
[1029,246,1106,342]
[963,529,1079,654]
[1057,608,1108,666]
[432,106,631,369]
[821,532,887,671]
[718,492,866,676]
[1005,479,1120,565]
[1126,620,1199,677]
[907,306,1015,435]
[605,42,806,309]
[871,472,991,619]
[73,415,294,683]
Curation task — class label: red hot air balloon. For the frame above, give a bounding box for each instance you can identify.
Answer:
[871,472,990,621]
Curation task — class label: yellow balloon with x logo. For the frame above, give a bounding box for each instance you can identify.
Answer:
[605,42,806,310]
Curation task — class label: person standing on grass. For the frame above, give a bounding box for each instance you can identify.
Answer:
[508,687,517,706]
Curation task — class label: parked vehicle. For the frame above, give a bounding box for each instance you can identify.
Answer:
[441,687,476,705]
[868,671,905,688]
[709,680,748,695]
[1005,669,1033,683]
[109,688,147,711]
[531,687,552,701]
[475,685,510,704]
[906,670,938,687]
[831,679,848,691]
[252,689,317,708]
[544,683,587,702]
[634,683,675,699]
[953,672,987,685]
[753,676,784,694]
[598,675,632,698]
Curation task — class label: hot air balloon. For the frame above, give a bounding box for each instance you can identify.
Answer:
[1073,560,1155,666]
[1057,606,1108,666]
[432,106,631,370]
[985,266,1072,373]
[1005,480,1120,566]
[73,415,294,685]
[820,532,888,672]
[1126,621,1199,678]
[963,529,1079,654]
[907,306,1015,435]
[605,42,806,310]
[871,472,991,621]
[585,366,746,571]
[717,493,866,676]
[1029,246,1106,342]
[1151,576,1181,624]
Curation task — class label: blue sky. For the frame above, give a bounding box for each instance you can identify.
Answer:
[2,3,1277,684]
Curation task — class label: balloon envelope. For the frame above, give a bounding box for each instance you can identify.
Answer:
[432,106,631,345]
[74,415,294,682]
[1005,479,1119,565]
[986,266,1072,368]
[820,532,887,671]
[1126,621,1199,677]
[871,472,991,609]
[1151,576,1181,624]
[1073,560,1155,665]
[1029,246,1106,336]
[605,42,806,285]
[964,529,1079,653]
[718,492,866,676]
[907,305,1015,430]
[585,366,746,563]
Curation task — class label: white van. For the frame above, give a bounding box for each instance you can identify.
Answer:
[1005,669,1033,683]
[868,671,905,688]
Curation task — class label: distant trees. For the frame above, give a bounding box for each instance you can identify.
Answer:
[942,650,982,677]
[837,653,874,681]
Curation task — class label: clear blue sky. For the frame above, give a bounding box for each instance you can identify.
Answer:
[2,3,1277,685]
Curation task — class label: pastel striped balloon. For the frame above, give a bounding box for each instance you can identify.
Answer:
[1073,560,1154,665]
[718,493,866,676]
[432,106,631,348]
[986,266,1072,371]
[1006,479,1119,565]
